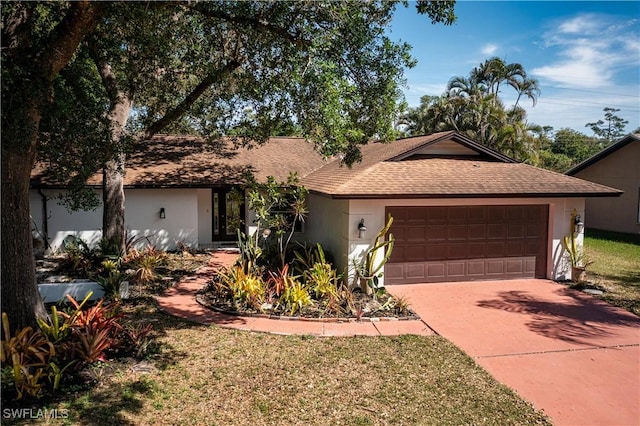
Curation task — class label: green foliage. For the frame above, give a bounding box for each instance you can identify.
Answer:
[585,107,629,143]
[246,173,308,268]
[282,281,312,316]
[1,313,55,399]
[402,57,539,160]
[125,247,167,284]
[299,245,342,299]
[220,266,267,310]
[95,266,129,301]
[121,323,154,359]
[236,229,262,274]
[60,237,99,277]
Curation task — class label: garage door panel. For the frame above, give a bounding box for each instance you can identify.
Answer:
[487,223,506,239]
[427,226,447,241]
[526,223,543,238]
[407,207,427,224]
[448,225,467,240]
[468,242,486,258]
[406,226,426,241]
[487,242,506,257]
[506,241,524,256]
[384,257,538,284]
[405,245,426,262]
[406,263,425,278]
[488,206,507,221]
[468,224,486,240]
[508,206,525,221]
[447,243,468,259]
[386,205,548,284]
[427,263,445,279]
[447,262,466,278]
[448,207,468,221]
[428,207,447,223]
[468,207,487,222]
[508,223,525,238]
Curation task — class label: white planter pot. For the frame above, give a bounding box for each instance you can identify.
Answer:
[38,281,104,304]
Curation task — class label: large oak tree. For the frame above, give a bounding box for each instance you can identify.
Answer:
[2,1,456,330]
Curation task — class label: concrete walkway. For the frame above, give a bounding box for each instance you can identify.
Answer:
[387,280,640,426]
[156,253,640,425]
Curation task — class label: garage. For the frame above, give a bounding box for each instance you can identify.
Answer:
[385,205,549,284]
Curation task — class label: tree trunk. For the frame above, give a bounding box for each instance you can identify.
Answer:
[91,54,133,254]
[102,153,126,253]
[101,97,131,253]
[1,102,48,331]
[1,2,100,330]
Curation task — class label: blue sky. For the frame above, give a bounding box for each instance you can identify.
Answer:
[389,1,640,134]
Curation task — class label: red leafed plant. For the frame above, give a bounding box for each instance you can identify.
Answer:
[64,295,123,363]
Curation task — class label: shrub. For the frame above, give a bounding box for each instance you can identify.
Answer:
[220,266,266,310]
[1,313,55,399]
[125,247,167,284]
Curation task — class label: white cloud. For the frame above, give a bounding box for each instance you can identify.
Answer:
[532,14,639,89]
[481,43,498,56]
[558,15,600,35]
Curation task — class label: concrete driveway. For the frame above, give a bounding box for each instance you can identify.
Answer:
[388,279,640,426]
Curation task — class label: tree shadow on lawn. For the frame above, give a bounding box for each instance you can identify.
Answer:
[477,287,640,346]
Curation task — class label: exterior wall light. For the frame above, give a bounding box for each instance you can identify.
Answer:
[159,208,166,219]
[571,209,583,235]
[357,218,367,238]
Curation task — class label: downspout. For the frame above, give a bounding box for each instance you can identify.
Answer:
[37,189,51,249]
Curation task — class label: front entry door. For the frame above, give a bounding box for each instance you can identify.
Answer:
[213,189,244,242]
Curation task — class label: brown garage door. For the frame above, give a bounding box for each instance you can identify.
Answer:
[385,205,548,284]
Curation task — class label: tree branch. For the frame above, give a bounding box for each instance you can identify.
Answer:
[189,4,309,48]
[38,1,102,79]
[145,59,242,137]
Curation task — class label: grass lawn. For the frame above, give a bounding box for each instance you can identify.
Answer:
[583,228,640,315]
[17,305,549,425]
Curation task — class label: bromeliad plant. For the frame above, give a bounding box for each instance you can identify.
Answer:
[2,291,153,400]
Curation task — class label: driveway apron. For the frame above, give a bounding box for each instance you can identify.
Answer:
[388,279,640,426]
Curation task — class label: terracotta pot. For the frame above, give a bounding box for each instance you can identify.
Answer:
[572,266,587,283]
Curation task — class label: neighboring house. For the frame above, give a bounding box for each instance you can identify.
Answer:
[30,135,327,251]
[30,131,621,284]
[566,134,640,235]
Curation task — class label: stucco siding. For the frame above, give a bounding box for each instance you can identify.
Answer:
[305,194,350,274]
[30,188,199,252]
[573,142,639,234]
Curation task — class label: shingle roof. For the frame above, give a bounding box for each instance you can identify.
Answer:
[301,132,622,198]
[31,131,623,198]
[31,135,328,188]
[566,133,640,176]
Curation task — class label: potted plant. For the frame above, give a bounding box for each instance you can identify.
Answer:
[563,234,593,283]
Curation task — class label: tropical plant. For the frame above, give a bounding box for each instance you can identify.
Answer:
[246,173,309,268]
[563,234,593,269]
[1,313,55,399]
[266,264,297,298]
[125,247,167,284]
[220,266,267,310]
[282,281,312,316]
[352,214,395,294]
[121,323,154,359]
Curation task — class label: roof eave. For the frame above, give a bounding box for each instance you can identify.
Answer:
[311,191,623,200]
[566,134,640,176]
